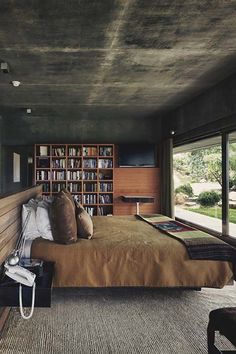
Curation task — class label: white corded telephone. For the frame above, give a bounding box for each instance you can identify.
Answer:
[4,262,36,319]
[4,263,36,287]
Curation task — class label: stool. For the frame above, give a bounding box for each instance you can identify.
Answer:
[207,307,236,353]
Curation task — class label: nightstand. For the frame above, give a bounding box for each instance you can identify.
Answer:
[0,262,54,307]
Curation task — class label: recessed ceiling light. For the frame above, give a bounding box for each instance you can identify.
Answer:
[170,130,176,135]
[11,80,21,87]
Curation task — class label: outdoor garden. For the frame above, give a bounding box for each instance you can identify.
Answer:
[173,142,236,225]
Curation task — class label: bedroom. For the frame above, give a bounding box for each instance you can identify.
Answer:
[0,1,236,353]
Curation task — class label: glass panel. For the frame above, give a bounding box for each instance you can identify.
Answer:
[174,136,222,233]
[229,132,236,237]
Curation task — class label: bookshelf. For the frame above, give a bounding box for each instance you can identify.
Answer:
[34,144,114,216]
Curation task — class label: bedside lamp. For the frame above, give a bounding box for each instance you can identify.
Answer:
[6,210,32,266]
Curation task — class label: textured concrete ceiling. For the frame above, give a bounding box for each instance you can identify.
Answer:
[1,0,236,142]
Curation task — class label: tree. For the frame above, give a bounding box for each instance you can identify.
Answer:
[203,153,222,186]
[174,142,236,187]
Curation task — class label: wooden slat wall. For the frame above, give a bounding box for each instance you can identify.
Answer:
[113,168,160,215]
[0,185,42,331]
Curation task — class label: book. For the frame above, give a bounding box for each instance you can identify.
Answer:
[156,222,183,232]
[40,146,48,156]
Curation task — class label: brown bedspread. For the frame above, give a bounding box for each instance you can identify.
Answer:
[31,216,234,288]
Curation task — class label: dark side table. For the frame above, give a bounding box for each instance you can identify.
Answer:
[0,261,54,307]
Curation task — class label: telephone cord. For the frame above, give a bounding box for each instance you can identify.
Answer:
[19,282,36,319]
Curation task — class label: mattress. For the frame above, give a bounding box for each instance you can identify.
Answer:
[31,216,234,288]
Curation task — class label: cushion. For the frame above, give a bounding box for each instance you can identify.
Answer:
[50,189,77,244]
[75,202,93,239]
[36,199,53,241]
[22,199,41,240]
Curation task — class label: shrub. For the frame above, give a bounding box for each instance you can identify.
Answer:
[229,177,236,190]
[175,184,193,197]
[197,191,221,207]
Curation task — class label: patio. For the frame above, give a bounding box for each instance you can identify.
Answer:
[175,206,236,237]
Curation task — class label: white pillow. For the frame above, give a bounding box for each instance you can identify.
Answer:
[36,203,53,241]
[22,199,41,240]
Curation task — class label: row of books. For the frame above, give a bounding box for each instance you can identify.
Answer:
[52,171,66,180]
[37,146,113,157]
[83,159,97,168]
[37,158,113,169]
[82,171,97,180]
[83,147,97,156]
[68,159,81,169]
[36,170,50,180]
[52,147,66,156]
[52,183,66,192]
[82,194,97,204]
[83,183,97,192]
[67,171,82,180]
[99,146,113,156]
[52,159,66,168]
[99,183,113,192]
[84,207,96,216]
[68,183,82,193]
[99,194,112,204]
[68,147,82,156]
[41,183,50,193]
[98,159,113,168]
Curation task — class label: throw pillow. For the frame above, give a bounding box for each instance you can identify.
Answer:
[36,200,53,241]
[50,189,77,244]
[75,202,93,239]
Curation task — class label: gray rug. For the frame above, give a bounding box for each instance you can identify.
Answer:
[0,284,236,354]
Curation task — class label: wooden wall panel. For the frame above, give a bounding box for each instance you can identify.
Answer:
[0,186,42,217]
[0,206,19,234]
[113,168,160,215]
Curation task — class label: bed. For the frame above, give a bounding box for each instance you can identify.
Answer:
[0,186,234,292]
[31,215,234,289]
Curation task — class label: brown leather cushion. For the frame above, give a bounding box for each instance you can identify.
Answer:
[50,189,77,244]
[75,203,93,239]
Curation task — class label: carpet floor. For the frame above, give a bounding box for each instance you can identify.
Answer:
[0,284,235,354]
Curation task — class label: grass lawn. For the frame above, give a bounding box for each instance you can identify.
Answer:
[186,206,236,224]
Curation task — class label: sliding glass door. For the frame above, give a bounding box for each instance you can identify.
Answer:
[174,136,222,233]
[229,132,236,237]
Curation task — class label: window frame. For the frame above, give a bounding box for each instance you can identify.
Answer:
[173,130,235,237]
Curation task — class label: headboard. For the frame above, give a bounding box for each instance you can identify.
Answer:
[0,185,42,266]
[0,185,42,330]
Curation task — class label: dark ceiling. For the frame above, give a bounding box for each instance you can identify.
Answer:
[1,0,236,143]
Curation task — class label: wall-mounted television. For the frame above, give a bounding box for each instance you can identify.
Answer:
[118,144,156,167]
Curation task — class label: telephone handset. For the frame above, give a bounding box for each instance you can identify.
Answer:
[4,263,36,287]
